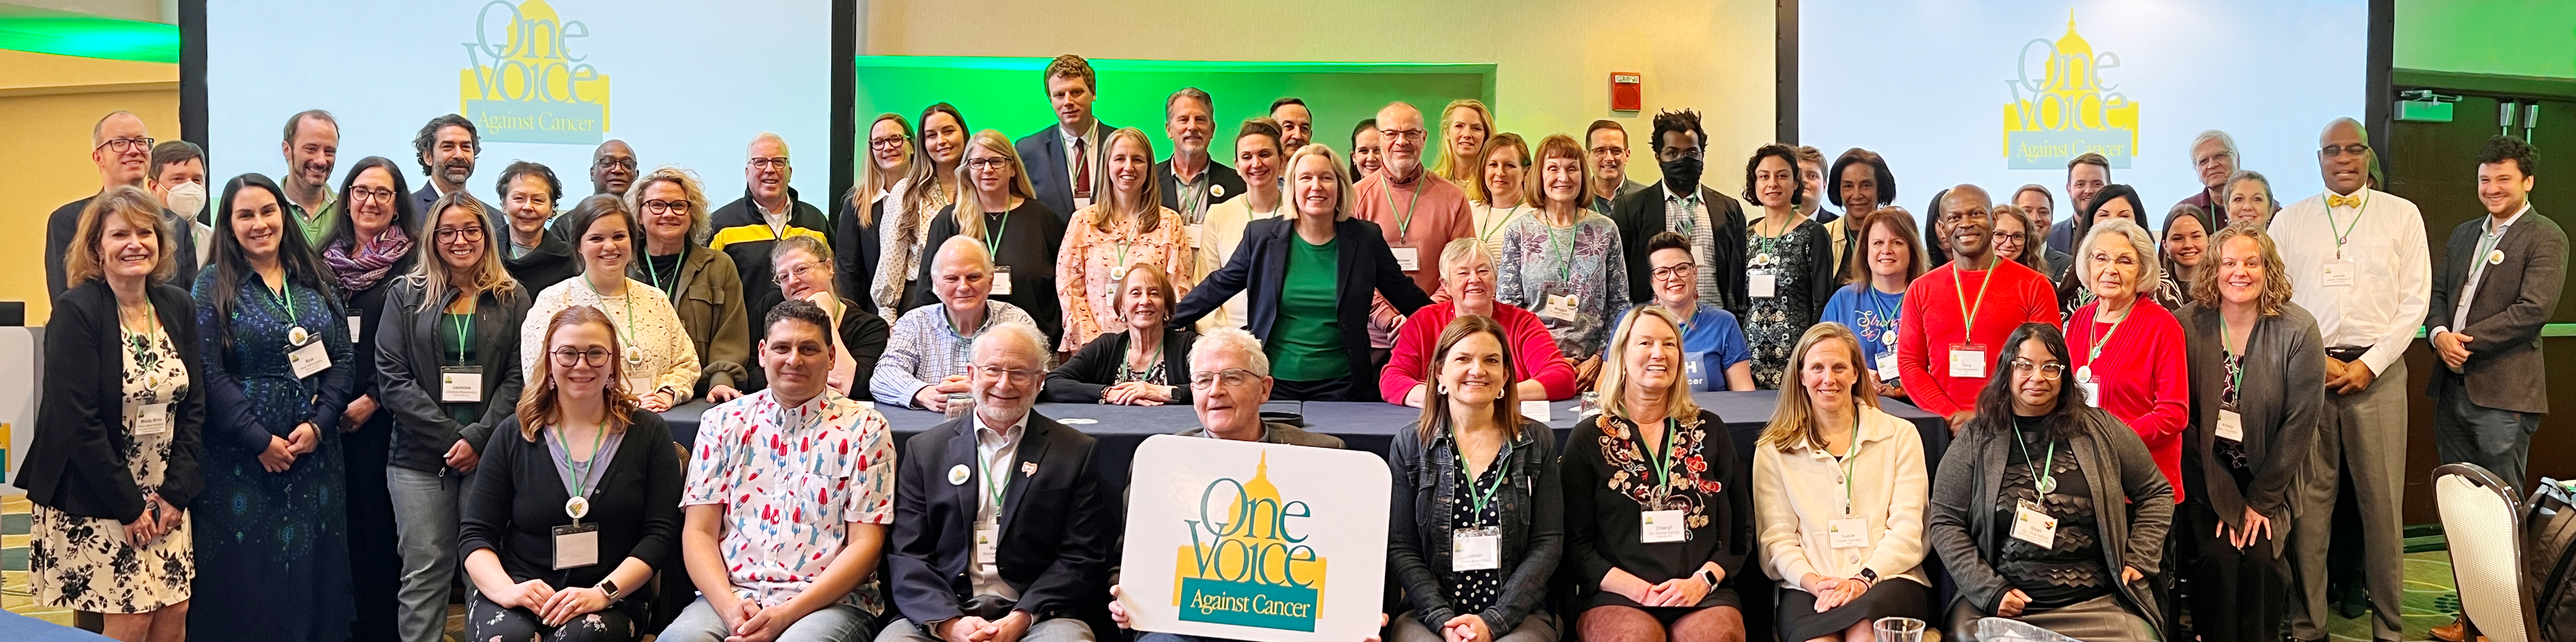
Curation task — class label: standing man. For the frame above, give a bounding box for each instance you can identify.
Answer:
[2274,117,2430,642]
[1014,54,1113,221]
[546,139,638,244]
[710,132,832,336]
[1605,108,1748,311]
[2045,152,2110,251]
[1155,87,1244,227]
[45,111,153,302]
[413,114,481,217]
[883,322,1111,642]
[2176,130,2238,234]
[1584,120,1647,214]
[146,140,210,282]
[279,109,341,244]
[1269,97,1314,154]
[1893,185,2060,431]
[1795,145,1849,271]
[2010,184,2074,282]
[2429,135,2565,492]
[1353,101,1477,354]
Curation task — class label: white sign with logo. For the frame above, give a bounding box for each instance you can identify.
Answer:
[1117,435,1391,642]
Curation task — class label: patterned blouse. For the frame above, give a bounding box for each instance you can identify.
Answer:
[681,389,898,612]
[1057,204,1195,351]
[522,277,701,401]
[1743,218,1827,389]
[873,177,952,324]
[1494,212,1629,357]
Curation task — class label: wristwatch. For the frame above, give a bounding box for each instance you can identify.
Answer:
[1857,567,1879,584]
[1689,568,1717,587]
[596,578,622,601]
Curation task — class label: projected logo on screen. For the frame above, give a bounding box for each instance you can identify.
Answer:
[1173,453,1326,632]
[459,0,612,144]
[2001,12,2137,169]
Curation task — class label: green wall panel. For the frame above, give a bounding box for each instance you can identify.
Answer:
[2394,0,2576,79]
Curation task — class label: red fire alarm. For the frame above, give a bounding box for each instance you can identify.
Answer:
[1610,72,1642,111]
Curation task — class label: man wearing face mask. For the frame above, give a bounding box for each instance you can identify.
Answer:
[413,114,482,217]
[278,110,342,244]
[46,110,156,302]
[1606,108,1748,311]
[147,140,211,282]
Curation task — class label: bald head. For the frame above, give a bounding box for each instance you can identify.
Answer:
[1943,184,1991,211]
[593,139,636,195]
[2317,117,2369,195]
[1940,184,1996,263]
[930,235,997,310]
[1377,102,1426,177]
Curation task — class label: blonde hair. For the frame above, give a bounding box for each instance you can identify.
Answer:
[64,185,177,287]
[1283,144,1354,221]
[624,165,712,245]
[417,192,519,303]
[953,129,1037,240]
[2191,221,2295,315]
[1088,127,1166,236]
[852,113,913,226]
[1596,306,1703,422]
[1429,99,1495,185]
[515,305,639,441]
[1760,323,1880,453]
[1464,132,1527,205]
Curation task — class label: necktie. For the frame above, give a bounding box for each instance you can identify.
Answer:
[2325,193,2362,209]
[1072,137,1092,199]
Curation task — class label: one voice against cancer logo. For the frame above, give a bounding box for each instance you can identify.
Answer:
[2001,11,2138,169]
[1172,453,1329,632]
[459,0,612,144]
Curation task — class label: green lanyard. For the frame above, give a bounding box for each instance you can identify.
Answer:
[1386,181,1426,237]
[577,275,638,351]
[123,301,160,355]
[982,209,1012,253]
[2081,304,2133,376]
[644,246,682,295]
[2218,314,2248,397]
[2009,421,2057,495]
[1452,428,1514,513]
[1633,418,1680,499]
[980,451,1010,512]
[1835,414,1861,514]
[2324,190,2369,258]
[446,312,474,365]
[548,422,608,500]
[1549,221,1578,282]
[264,281,302,332]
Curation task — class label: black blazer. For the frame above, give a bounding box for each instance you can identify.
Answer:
[500,217,581,294]
[458,411,683,592]
[1153,159,1246,214]
[1606,182,1749,310]
[2177,303,2322,560]
[21,281,206,520]
[1170,217,1434,394]
[2425,209,2568,414]
[375,275,532,473]
[1730,214,1841,323]
[835,198,888,317]
[1015,122,1116,224]
[1042,328,1198,404]
[889,411,1113,623]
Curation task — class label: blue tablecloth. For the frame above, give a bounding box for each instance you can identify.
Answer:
[0,612,111,642]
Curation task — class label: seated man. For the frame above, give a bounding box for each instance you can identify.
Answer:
[670,300,899,642]
[872,236,1039,412]
[1171,327,1347,446]
[1613,232,1754,391]
[883,323,1112,642]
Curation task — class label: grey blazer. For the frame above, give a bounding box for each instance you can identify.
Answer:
[1171,421,1345,449]
[1926,407,2172,637]
[2426,208,2567,413]
[2177,303,2324,560]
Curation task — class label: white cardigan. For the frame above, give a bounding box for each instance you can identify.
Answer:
[522,276,702,401]
[1752,404,1932,591]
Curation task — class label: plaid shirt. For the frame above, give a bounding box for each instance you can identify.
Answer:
[868,300,1035,407]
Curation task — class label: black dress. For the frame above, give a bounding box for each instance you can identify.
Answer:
[1560,410,1754,612]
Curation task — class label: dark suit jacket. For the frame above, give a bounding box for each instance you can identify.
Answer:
[2426,208,2568,413]
[889,411,1113,623]
[413,185,479,230]
[44,197,200,303]
[1153,158,1245,214]
[2177,303,2323,560]
[373,275,531,473]
[1170,217,1434,394]
[1014,121,1114,223]
[1605,182,1749,310]
[835,198,887,316]
[20,281,206,520]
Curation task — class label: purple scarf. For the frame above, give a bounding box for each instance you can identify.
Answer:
[325,225,414,293]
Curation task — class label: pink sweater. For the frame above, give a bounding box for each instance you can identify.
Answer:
[1378,302,1579,403]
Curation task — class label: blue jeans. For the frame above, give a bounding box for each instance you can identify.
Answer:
[877,613,1095,642]
[388,465,470,642]
[2433,376,2543,492]
[661,597,879,642]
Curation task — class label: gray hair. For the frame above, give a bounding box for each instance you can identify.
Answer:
[1188,327,1270,378]
[970,321,1053,371]
[2189,129,2238,165]
[2076,217,2162,294]
[932,235,995,274]
[1165,87,1213,118]
[748,131,789,157]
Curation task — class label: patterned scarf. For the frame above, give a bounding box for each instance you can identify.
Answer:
[325,225,414,293]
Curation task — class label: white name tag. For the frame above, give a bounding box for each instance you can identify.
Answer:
[1875,352,1900,381]
[1947,346,1986,378]
[288,340,332,379]
[2320,259,2356,288]
[441,366,484,403]
[975,525,1000,572]
[1451,526,1501,571]
[1748,271,1779,299]
[1519,399,1554,422]
[1185,223,1204,248]
[346,316,363,343]
[132,401,172,436]
[2080,377,2102,408]
[990,266,1014,296]
[552,522,600,569]
[1540,293,1580,321]
[2010,500,2058,548]
[1390,246,1421,272]
[1828,518,1869,548]
[1641,509,1688,543]
[2216,409,2245,442]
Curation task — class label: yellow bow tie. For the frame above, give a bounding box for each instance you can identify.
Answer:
[2326,193,2364,209]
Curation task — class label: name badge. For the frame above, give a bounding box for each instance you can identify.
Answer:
[1875,352,1900,381]
[552,522,600,569]
[2079,377,2102,408]
[1390,245,1421,272]
[1073,196,1094,211]
[990,266,1014,296]
[132,401,172,436]
[2215,409,2245,442]
[441,366,485,403]
[975,525,1000,573]
[1748,270,1779,299]
[2320,259,2357,288]
[1828,518,1869,548]
[1519,399,1554,422]
[1451,526,1501,571]
[346,316,363,343]
[2010,500,2058,548]
[288,340,332,379]
[1947,344,1986,378]
[1540,293,1580,321]
[1640,509,1688,543]
[1185,223,1204,249]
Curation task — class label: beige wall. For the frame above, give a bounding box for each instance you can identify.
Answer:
[0,49,179,321]
[863,0,1777,197]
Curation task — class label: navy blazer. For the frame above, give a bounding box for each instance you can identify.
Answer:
[888,411,1113,623]
[1013,121,1115,224]
[1170,217,1434,394]
[20,281,207,520]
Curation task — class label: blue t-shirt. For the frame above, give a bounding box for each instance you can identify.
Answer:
[1611,302,1752,391]
[1819,283,1905,373]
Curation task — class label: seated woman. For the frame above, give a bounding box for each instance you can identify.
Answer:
[458,305,683,642]
[1562,306,1753,642]
[1617,232,1754,392]
[1044,263,1198,405]
[1752,323,1933,642]
[1383,238,1578,406]
[1926,322,2173,642]
[764,235,890,397]
[1387,315,1563,642]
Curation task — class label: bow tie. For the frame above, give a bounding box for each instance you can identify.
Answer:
[2326,193,2364,209]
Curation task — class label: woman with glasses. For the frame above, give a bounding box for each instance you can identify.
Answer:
[765,235,888,396]
[1753,323,1934,642]
[837,113,912,312]
[908,129,1068,343]
[1386,315,1566,642]
[1431,100,1496,188]
[1926,322,2171,642]
[2065,218,2190,498]
[1561,306,1754,642]
[1047,263,1194,405]
[874,104,966,324]
[1495,134,1628,363]
[2055,184,2148,319]
[1059,127,1193,352]
[1990,205,2052,277]
[375,192,531,642]
[624,168,752,403]
[1385,239,1579,406]
[2176,224,2320,642]
[1736,144,1838,390]
[1820,209,1926,399]
[320,155,419,639]
[522,193,699,413]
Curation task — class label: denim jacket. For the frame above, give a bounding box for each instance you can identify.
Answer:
[1386,418,1563,636]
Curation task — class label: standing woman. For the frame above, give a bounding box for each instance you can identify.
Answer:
[375,192,531,642]
[23,186,203,642]
[626,169,752,402]
[1991,204,2053,277]
[1827,149,1894,227]
[836,113,911,306]
[2065,218,2191,498]
[768,235,889,396]
[1753,323,1933,642]
[2056,184,2147,319]
[1737,144,1838,389]
[1171,144,1433,401]
[1496,133,1628,359]
[1431,99,1495,188]
[524,194,700,412]
[872,104,966,324]
[1386,316,1566,642]
[1468,133,1534,260]
[319,156,418,640]
[2154,204,2210,310]
[2218,171,2276,229]
[457,305,683,642]
[1820,209,1927,399]
[2177,224,2321,642]
[1046,263,1197,405]
[1561,306,1753,642]
[190,173,359,642]
[1059,127,1192,351]
[1197,117,1288,332]
[908,129,1068,342]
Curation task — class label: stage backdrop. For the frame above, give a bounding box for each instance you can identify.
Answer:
[1118,435,1390,642]
[1799,0,2368,225]
[201,0,836,205]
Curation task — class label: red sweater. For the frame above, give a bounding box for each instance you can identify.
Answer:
[1379,301,1579,403]
[2068,300,2192,502]
[1896,259,2061,419]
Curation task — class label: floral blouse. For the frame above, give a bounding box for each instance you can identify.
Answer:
[1056,205,1195,352]
[1495,212,1630,357]
[1561,409,1753,602]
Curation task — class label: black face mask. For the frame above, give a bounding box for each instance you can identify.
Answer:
[1660,154,1704,194]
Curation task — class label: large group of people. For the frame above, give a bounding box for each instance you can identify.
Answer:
[19,52,2567,642]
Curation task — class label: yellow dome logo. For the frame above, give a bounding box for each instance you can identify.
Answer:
[459,0,612,144]
[1173,452,1329,631]
[2002,11,2137,169]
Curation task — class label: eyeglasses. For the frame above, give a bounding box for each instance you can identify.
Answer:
[1992,231,2026,243]
[2088,253,2140,267]
[348,187,400,203]
[1655,147,1704,162]
[2010,358,2065,380]
[1188,367,1264,389]
[974,365,1040,384]
[434,226,486,242]
[869,136,908,151]
[551,347,614,367]
[642,199,692,214]
[96,137,155,153]
[2319,144,2371,158]
[773,262,823,284]
[1589,146,1629,158]
[966,157,1011,170]
[749,157,790,170]
[1650,263,1696,281]
[594,158,637,171]
[1379,129,1428,142]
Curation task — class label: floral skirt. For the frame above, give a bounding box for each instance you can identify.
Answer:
[30,504,194,613]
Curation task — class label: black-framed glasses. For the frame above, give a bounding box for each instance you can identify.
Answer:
[965,157,1011,170]
[1650,263,1696,281]
[749,157,790,170]
[96,137,155,153]
[2010,358,2065,380]
[348,187,400,203]
[642,199,692,214]
[551,347,613,367]
[869,136,908,151]
[594,157,637,171]
[1188,368,1264,389]
[2319,144,2371,158]
[434,226,486,242]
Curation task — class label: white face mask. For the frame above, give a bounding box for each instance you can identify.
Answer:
[164,181,208,216]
